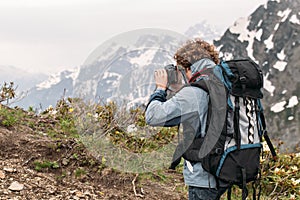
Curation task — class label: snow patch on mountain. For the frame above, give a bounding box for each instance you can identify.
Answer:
[102,71,122,87]
[278,9,292,22]
[264,34,274,50]
[273,60,287,71]
[264,73,276,96]
[287,96,299,108]
[290,14,300,24]
[102,71,121,80]
[288,116,294,121]
[69,67,80,83]
[228,17,261,62]
[274,23,280,31]
[36,67,78,90]
[270,96,298,114]
[129,49,157,67]
[36,74,61,90]
[271,100,286,113]
[277,49,286,60]
[229,18,250,42]
[256,29,263,41]
[270,95,298,114]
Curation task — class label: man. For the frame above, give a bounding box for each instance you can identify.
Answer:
[145,39,222,200]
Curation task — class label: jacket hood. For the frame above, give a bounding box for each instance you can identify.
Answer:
[190,58,216,76]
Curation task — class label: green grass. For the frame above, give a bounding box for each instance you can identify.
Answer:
[0,107,24,127]
[74,168,86,178]
[34,160,60,171]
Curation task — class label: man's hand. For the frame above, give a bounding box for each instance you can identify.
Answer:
[154,69,168,90]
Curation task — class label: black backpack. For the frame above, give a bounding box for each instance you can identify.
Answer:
[178,59,277,200]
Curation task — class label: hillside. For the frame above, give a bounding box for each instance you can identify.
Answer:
[0,105,187,199]
[0,99,299,200]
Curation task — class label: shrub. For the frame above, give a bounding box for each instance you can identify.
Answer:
[0,82,16,104]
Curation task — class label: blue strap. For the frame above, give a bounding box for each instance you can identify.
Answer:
[214,64,232,91]
[257,99,264,111]
[220,61,235,77]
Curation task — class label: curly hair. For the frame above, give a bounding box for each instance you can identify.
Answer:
[174,39,220,69]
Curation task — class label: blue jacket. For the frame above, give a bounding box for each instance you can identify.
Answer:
[145,58,217,188]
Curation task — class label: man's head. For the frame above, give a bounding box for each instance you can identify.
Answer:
[174,39,220,72]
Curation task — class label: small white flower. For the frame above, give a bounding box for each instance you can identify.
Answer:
[274,168,280,174]
[127,124,137,133]
[93,113,99,119]
[49,110,57,115]
[291,166,298,172]
[290,194,296,200]
[291,178,300,186]
[262,141,270,152]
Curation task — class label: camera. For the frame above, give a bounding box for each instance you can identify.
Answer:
[164,64,180,85]
[162,64,188,99]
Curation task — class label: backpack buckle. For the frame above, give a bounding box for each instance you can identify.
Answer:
[215,148,223,155]
[240,76,247,93]
[240,76,246,83]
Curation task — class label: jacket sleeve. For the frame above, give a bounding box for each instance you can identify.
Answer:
[146,89,167,105]
[145,86,208,127]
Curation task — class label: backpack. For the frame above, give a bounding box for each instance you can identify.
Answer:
[179,59,277,200]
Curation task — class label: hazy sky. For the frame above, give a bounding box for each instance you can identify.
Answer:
[0,0,267,74]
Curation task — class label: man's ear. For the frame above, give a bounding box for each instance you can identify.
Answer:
[184,67,190,73]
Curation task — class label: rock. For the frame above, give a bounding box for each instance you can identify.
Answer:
[3,167,16,173]
[72,196,80,200]
[3,189,9,195]
[62,158,69,166]
[84,190,92,196]
[70,190,77,194]
[76,191,84,198]
[8,181,24,191]
[0,170,5,179]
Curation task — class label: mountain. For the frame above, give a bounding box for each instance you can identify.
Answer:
[0,66,47,106]
[184,20,222,43]
[16,25,220,110]
[0,65,47,92]
[17,29,191,108]
[214,0,300,152]
[72,29,189,106]
[15,68,79,110]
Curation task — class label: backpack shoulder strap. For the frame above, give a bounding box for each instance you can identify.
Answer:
[190,79,209,93]
[188,67,227,159]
